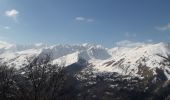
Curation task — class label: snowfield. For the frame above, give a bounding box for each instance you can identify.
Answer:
[0,41,170,79]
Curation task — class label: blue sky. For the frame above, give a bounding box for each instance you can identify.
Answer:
[0,0,170,47]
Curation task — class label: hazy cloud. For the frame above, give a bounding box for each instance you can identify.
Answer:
[75,16,94,22]
[147,39,153,43]
[75,17,85,21]
[3,26,10,30]
[87,19,94,22]
[115,39,156,47]
[124,32,136,38]
[115,40,145,47]
[155,23,170,31]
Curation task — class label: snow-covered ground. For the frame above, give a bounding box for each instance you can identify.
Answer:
[0,41,170,79]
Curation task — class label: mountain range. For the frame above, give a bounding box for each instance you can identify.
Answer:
[1,41,170,99]
[0,41,170,79]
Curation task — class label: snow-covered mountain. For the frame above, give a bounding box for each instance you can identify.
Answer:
[0,41,170,80]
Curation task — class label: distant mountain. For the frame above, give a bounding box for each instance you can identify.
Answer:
[1,41,170,99]
[0,41,170,80]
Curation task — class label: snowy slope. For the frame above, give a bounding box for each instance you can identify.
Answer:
[0,42,110,68]
[93,43,170,79]
[0,41,170,79]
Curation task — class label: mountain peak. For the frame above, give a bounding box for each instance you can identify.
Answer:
[0,41,170,80]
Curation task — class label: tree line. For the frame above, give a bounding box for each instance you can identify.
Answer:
[0,55,75,100]
[1,54,170,100]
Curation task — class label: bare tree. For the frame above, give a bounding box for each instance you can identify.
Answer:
[0,65,16,100]
[19,54,68,100]
[0,54,71,100]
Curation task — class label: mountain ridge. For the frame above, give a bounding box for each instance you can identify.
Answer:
[0,41,170,80]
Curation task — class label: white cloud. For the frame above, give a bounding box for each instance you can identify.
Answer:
[5,9,19,17]
[5,9,19,22]
[156,23,170,31]
[75,16,94,22]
